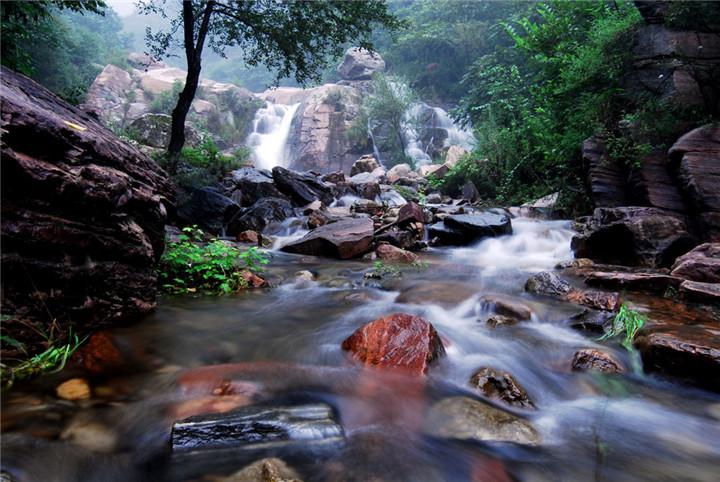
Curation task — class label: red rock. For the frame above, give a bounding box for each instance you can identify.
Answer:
[236,230,259,244]
[281,217,374,259]
[470,455,513,482]
[72,332,124,374]
[565,289,620,311]
[396,201,425,225]
[679,280,720,304]
[671,243,720,283]
[479,295,533,321]
[239,270,268,288]
[583,271,682,293]
[341,313,445,375]
[375,243,418,264]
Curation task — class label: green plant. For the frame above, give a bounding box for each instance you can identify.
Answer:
[1,331,85,389]
[372,260,402,278]
[600,304,645,352]
[159,226,270,294]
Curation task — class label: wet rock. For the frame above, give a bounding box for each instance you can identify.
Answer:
[564,309,614,333]
[228,168,285,207]
[571,349,624,373]
[423,396,540,445]
[376,243,418,264]
[375,226,420,251]
[171,403,344,452]
[396,201,426,225]
[239,270,268,289]
[671,243,720,283]
[478,295,533,321]
[428,222,468,246]
[555,258,594,269]
[341,313,446,375]
[485,315,518,328]
[307,210,330,229]
[237,230,260,244]
[72,331,124,374]
[571,207,696,268]
[227,198,294,235]
[281,217,374,259]
[444,212,512,240]
[350,199,384,216]
[337,47,385,81]
[350,155,381,176]
[56,379,91,401]
[271,167,334,206]
[524,271,572,297]
[469,368,534,409]
[177,187,241,235]
[425,193,443,204]
[294,270,315,282]
[321,171,346,184]
[583,271,682,294]
[564,289,620,311]
[396,282,477,307]
[1,67,173,331]
[636,328,720,391]
[679,280,720,304]
[349,176,382,200]
[216,458,302,482]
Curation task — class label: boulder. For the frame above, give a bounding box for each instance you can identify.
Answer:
[461,182,481,203]
[271,166,334,206]
[341,313,445,375]
[376,243,419,264]
[127,113,200,148]
[469,368,534,409]
[80,64,135,127]
[396,201,426,225]
[418,163,449,179]
[236,230,260,244]
[444,145,467,168]
[525,272,620,311]
[478,295,533,321]
[1,67,173,332]
[679,280,720,304]
[671,243,720,283]
[337,47,386,81]
[442,212,512,243]
[177,187,241,235]
[583,271,683,294]
[227,168,285,206]
[281,217,374,259]
[571,349,624,373]
[386,163,418,184]
[423,396,540,445]
[571,207,696,267]
[350,155,381,176]
[171,403,344,451]
[524,271,572,297]
[227,197,294,235]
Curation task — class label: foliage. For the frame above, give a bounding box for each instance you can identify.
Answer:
[1,1,130,104]
[600,304,645,352]
[372,260,402,278]
[1,330,85,389]
[351,73,418,168]
[159,226,269,294]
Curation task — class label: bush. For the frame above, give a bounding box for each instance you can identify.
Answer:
[159,226,269,294]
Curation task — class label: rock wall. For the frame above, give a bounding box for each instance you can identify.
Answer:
[1,67,174,332]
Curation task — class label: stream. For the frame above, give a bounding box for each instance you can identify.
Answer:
[2,218,719,481]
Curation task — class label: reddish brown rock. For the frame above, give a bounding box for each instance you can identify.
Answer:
[341,313,446,375]
[72,332,124,374]
[564,290,620,311]
[239,270,268,288]
[236,230,259,244]
[679,280,720,304]
[479,295,533,321]
[525,271,620,311]
[671,243,720,283]
[583,271,682,294]
[396,201,425,225]
[469,367,535,409]
[281,217,374,259]
[571,349,624,373]
[375,243,419,264]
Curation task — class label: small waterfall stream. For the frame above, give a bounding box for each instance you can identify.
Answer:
[246,101,300,170]
[403,103,476,167]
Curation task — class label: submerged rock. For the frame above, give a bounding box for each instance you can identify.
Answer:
[469,368,535,409]
[72,331,124,374]
[486,315,519,328]
[341,313,445,375]
[478,295,533,321]
[423,396,540,445]
[171,403,344,452]
[281,217,374,259]
[571,349,624,373]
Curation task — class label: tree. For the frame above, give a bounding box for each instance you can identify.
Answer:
[138,0,402,172]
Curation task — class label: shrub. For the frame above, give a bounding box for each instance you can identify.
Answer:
[600,304,645,352]
[159,226,269,294]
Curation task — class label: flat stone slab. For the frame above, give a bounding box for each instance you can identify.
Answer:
[583,271,683,293]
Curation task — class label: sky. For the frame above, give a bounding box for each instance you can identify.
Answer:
[106,0,137,17]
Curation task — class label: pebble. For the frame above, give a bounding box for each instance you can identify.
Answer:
[56,378,91,400]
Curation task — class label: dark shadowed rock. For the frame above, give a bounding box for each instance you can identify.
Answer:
[679,280,720,304]
[228,168,285,206]
[444,212,512,240]
[671,243,720,283]
[227,197,294,235]
[469,367,535,409]
[582,136,628,208]
[571,349,624,373]
[271,166,334,206]
[0,67,173,331]
[563,309,614,333]
[341,313,445,375]
[583,271,682,294]
[177,187,241,235]
[376,227,421,250]
[128,113,200,148]
[428,222,468,246]
[281,217,374,259]
[171,403,343,451]
[423,396,540,445]
[571,207,696,267]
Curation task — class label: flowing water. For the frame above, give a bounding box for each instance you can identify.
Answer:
[2,218,719,481]
[246,101,300,170]
[404,104,476,166]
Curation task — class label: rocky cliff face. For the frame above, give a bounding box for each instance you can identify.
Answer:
[1,67,174,333]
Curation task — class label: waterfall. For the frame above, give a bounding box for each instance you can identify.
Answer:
[246,101,300,170]
[402,103,476,167]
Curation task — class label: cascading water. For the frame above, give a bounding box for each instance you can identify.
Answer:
[246,101,300,170]
[402,103,476,167]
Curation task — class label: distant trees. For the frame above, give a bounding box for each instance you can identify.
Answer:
[138,0,402,172]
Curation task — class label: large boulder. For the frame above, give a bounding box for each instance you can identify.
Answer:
[429,212,512,246]
[177,187,241,235]
[571,207,696,267]
[225,168,285,206]
[281,217,374,259]
[226,197,294,235]
[341,313,445,375]
[127,113,200,148]
[0,67,173,332]
[337,47,386,81]
[350,155,381,176]
[271,166,334,206]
